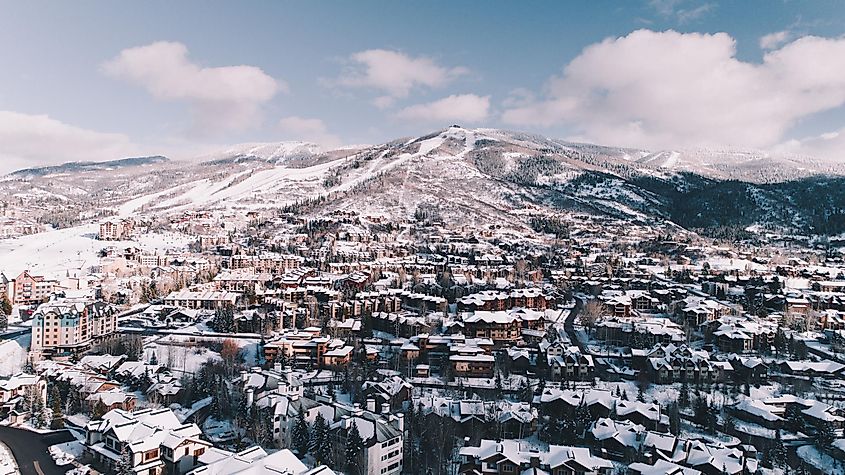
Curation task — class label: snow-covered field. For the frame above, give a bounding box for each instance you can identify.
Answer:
[0,335,29,377]
[0,442,18,475]
[48,440,84,466]
[0,223,193,279]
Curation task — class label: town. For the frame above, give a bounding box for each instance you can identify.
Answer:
[1,204,843,475]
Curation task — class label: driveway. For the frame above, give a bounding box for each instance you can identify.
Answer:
[0,426,75,475]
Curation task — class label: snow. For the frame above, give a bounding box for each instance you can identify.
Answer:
[796,444,845,475]
[0,223,192,279]
[0,442,18,475]
[0,335,29,377]
[48,440,84,466]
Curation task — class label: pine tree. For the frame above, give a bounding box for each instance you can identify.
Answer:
[637,385,646,402]
[114,445,135,475]
[93,400,108,420]
[50,386,64,429]
[345,421,365,475]
[667,402,681,435]
[0,294,11,318]
[312,412,332,465]
[292,407,310,456]
[621,389,629,401]
[678,381,690,408]
[768,429,787,468]
[813,419,835,449]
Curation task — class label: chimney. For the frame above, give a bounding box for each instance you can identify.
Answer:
[285,366,293,385]
[394,413,404,432]
[274,362,282,373]
[246,388,254,407]
[240,370,248,383]
[366,398,376,413]
[381,402,390,414]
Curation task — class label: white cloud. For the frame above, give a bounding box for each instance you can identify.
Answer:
[396,94,490,123]
[334,49,468,107]
[676,3,715,24]
[759,30,792,50]
[278,116,342,148]
[649,0,715,23]
[502,29,845,151]
[0,111,138,173]
[103,41,283,134]
[775,127,845,161]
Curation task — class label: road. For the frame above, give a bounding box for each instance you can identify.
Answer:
[564,297,587,353]
[0,426,75,475]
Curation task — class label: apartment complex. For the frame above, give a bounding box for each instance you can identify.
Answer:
[30,299,118,357]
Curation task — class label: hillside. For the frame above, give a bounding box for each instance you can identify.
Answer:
[4,126,845,237]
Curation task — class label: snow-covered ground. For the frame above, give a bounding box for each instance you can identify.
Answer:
[0,222,193,279]
[0,442,19,475]
[48,440,84,466]
[0,335,29,377]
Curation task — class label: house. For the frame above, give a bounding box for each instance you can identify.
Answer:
[549,346,595,381]
[362,376,413,411]
[459,439,614,475]
[0,373,47,417]
[188,446,332,475]
[329,410,404,475]
[84,407,211,475]
[86,388,137,413]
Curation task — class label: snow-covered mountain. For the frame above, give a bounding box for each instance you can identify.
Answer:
[197,141,327,165]
[5,126,845,236]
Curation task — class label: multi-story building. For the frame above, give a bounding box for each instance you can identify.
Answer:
[84,407,210,475]
[30,299,117,357]
[163,290,242,310]
[228,253,304,275]
[11,270,56,306]
[98,218,134,241]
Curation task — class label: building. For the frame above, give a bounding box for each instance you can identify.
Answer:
[459,439,614,475]
[30,299,118,357]
[11,270,56,306]
[99,218,134,241]
[0,373,47,417]
[188,446,332,475]
[163,290,242,310]
[84,407,211,475]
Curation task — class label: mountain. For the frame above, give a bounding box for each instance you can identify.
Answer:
[5,126,845,238]
[197,142,327,165]
[8,156,170,178]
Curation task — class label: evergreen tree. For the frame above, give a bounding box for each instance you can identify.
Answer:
[31,393,46,429]
[50,386,64,429]
[667,402,681,436]
[114,445,135,475]
[312,412,332,465]
[292,407,311,456]
[767,429,787,468]
[678,381,690,408]
[93,400,108,420]
[574,403,592,437]
[637,385,646,402]
[813,420,835,449]
[0,294,11,318]
[621,389,629,401]
[345,421,365,475]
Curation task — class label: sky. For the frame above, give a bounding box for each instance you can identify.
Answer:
[2,0,845,172]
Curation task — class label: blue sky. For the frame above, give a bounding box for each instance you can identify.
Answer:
[2,0,845,170]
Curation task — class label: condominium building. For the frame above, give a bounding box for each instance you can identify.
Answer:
[31,299,117,357]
